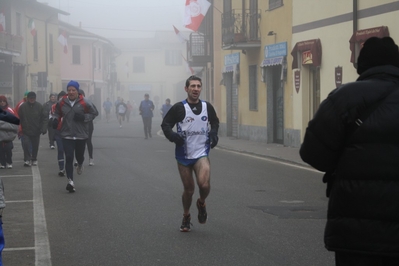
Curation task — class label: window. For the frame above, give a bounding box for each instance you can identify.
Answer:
[133,56,145,72]
[98,48,101,69]
[49,34,53,63]
[93,47,96,68]
[16,13,21,36]
[269,0,283,10]
[33,34,38,61]
[72,45,80,64]
[165,50,182,66]
[249,65,258,110]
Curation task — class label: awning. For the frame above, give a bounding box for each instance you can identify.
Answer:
[260,56,283,67]
[291,39,322,69]
[222,64,237,73]
[349,26,389,63]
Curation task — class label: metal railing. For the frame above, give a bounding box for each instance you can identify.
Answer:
[0,31,23,54]
[222,9,261,46]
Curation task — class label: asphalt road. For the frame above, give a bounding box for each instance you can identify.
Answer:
[2,115,334,266]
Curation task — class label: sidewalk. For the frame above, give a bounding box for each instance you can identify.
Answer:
[216,136,309,168]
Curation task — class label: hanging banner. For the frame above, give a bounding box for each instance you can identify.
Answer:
[294,70,300,93]
[335,66,342,88]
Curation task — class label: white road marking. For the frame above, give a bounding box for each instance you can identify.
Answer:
[5,200,33,203]
[1,175,32,178]
[31,166,52,266]
[4,247,35,251]
[218,148,321,173]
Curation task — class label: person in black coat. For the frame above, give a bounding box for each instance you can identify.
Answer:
[300,37,399,266]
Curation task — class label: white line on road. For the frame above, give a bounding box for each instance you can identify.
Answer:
[220,149,321,173]
[31,165,52,266]
[4,247,35,251]
[5,200,34,203]
[1,175,32,178]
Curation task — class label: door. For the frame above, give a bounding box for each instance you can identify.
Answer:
[224,72,238,137]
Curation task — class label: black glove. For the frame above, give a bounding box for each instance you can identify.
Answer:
[171,132,185,146]
[52,118,59,129]
[74,113,85,122]
[209,131,218,149]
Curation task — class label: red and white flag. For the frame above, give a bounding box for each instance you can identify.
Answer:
[0,9,5,32]
[57,30,68,54]
[28,19,36,37]
[182,54,194,75]
[183,0,211,32]
[173,25,187,43]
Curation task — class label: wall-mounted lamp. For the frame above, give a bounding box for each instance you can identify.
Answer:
[267,31,277,43]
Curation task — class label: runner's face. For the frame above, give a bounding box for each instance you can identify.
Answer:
[67,86,78,100]
[185,80,202,103]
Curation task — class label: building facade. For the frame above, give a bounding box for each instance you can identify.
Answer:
[0,0,67,105]
[112,31,192,114]
[292,0,399,146]
[58,20,119,118]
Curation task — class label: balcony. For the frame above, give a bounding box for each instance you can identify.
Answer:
[0,31,23,56]
[222,9,261,50]
[187,32,212,67]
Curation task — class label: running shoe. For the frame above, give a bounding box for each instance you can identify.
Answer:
[74,162,78,167]
[180,214,192,232]
[0,166,4,169]
[196,199,207,224]
[89,159,94,166]
[66,179,75,193]
[50,145,55,149]
[32,160,38,166]
[6,164,12,169]
[76,164,84,175]
[58,169,65,177]
[24,161,31,167]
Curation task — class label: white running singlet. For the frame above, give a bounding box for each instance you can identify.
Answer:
[175,100,210,160]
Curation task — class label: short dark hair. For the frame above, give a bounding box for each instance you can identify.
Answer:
[185,75,202,88]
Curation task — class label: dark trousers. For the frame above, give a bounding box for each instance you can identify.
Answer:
[22,134,40,161]
[54,134,64,170]
[335,252,399,266]
[47,126,55,146]
[0,142,13,166]
[87,122,94,159]
[142,117,152,137]
[62,139,86,180]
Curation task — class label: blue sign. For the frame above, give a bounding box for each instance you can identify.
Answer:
[224,53,240,66]
[264,42,287,58]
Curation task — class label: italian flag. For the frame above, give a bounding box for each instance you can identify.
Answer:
[29,19,36,37]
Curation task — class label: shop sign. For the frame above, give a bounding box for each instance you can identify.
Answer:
[294,70,300,93]
[302,50,313,65]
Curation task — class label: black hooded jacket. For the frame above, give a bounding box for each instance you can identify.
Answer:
[300,65,399,256]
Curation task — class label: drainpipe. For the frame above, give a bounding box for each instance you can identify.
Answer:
[353,0,358,69]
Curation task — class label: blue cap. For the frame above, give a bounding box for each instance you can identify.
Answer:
[67,80,80,91]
